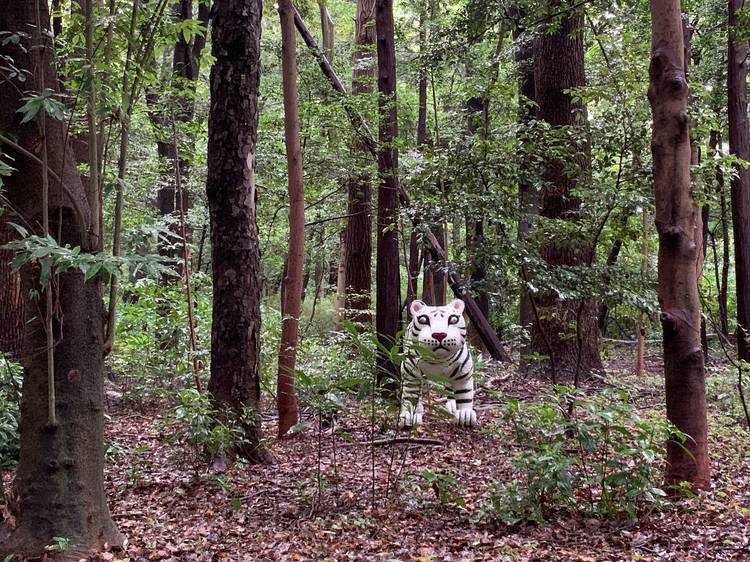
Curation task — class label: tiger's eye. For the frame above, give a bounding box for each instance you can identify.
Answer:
[448,315,459,325]
[418,315,430,325]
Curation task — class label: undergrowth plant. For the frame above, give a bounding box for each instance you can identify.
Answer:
[110,274,212,402]
[0,353,22,471]
[165,388,248,472]
[481,386,684,526]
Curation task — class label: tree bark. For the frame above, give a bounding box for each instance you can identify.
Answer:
[206,0,271,463]
[0,218,23,358]
[343,0,375,328]
[147,0,210,266]
[0,0,120,554]
[276,0,304,437]
[375,0,401,380]
[527,2,601,378]
[709,130,730,338]
[648,0,709,488]
[728,0,750,363]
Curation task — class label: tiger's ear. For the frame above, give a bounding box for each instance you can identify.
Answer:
[449,299,465,315]
[410,300,426,317]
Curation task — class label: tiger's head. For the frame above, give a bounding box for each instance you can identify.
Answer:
[407,299,467,359]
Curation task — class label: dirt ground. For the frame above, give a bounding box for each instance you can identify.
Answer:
[4,348,750,561]
[93,349,750,562]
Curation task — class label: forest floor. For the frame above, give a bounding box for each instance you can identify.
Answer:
[13,347,750,561]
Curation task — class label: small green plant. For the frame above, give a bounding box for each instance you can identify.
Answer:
[481,386,682,526]
[44,536,71,552]
[167,388,247,470]
[418,469,466,509]
[0,353,22,470]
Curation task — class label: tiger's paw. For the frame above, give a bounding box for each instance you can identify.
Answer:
[454,408,477,427]
[398,409,423,429]
[445,399,457,415]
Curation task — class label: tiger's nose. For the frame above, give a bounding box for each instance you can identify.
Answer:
[432,332,447,342]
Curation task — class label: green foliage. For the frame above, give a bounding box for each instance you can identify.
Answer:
[110,275,211,401]
[166,388,247,468]
[418,469,466,509]
[1,225,175,286]
[481,386,681,526]
[16,89,66,123]
[0,353,22,471]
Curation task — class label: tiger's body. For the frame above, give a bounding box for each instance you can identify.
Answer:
[399,299,477,428]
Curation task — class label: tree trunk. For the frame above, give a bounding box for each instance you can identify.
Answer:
[147,0,210,268]
[206,0,271,463]
[277,0,303,438]
[515,24,537,333]
[527,2,601,379]
[709,130,730,338]
[375,0,401,380]
[343,0,375,328]
[729,0,750,364]
[648,0,709,488]
[0,0,121,554]
[0,217,24,357]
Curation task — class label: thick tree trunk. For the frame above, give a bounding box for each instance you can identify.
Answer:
[728,0,750,363]
[343,0,375,328]
[0,218,24,357]
[648,0,709,488]
[0,0,120,554]
[206,0,271,463]
[277,0,303,437]
[375,0,401,380]
[527,2,601,379]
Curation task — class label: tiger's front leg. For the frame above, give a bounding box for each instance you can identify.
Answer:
[398,358,424,428]
[450,353,476,427]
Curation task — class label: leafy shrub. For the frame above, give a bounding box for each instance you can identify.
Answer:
[481,386,682,526]
[418,469,466,509]
[109,274,212,401]
[0,353,22,470]
[166,388,247,469]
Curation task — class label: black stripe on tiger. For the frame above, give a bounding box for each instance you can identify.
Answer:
[455,388,471,394]
[449,349,471,380]
[456,398,473,404]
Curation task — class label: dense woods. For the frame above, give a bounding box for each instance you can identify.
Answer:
[1,0,749,559]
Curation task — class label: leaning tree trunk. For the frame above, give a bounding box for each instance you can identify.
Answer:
[375,0,401,381]
[276,0,303,438]
[343,0,375,328]
[648,0,710,489]
[0,0,121,555]
[728,0,750,364]
[206,0,271,463]
[527,2,602,379]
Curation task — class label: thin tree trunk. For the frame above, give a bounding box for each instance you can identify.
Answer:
[277,0,303,438]
[0,0,120,553]
[729,0,750,363]
[206,0,271,463]
[635,208,649,376]
[709,130,730,338]
[648,0,709,488]
[375,0,401,381]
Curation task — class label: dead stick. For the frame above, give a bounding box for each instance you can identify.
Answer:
[369,437,443,446]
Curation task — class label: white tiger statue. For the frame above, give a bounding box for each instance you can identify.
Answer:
[399,298,477,428]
